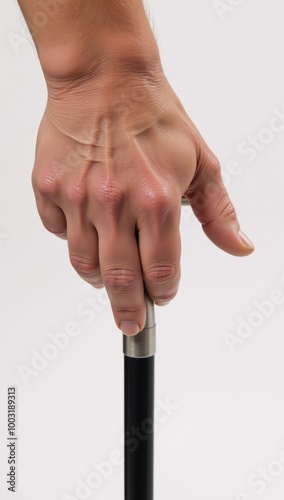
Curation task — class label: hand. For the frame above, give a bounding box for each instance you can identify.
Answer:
[31,50,254,335]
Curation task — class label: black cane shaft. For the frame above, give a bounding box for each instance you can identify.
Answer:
[124,355,154,500]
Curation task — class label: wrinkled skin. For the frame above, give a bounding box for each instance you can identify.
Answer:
[32,64,254,335]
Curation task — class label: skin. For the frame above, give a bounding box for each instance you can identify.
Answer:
[17,0,254,336]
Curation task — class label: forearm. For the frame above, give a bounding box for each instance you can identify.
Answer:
[17,0,161,80]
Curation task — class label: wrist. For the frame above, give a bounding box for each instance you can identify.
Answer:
[42,32,161,83]
[19,0,162,80]
[42,37,168,146]
[36,1,161,83]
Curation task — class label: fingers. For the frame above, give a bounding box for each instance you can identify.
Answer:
[137,190,181,306]
[96,220,146,336]
[66,180,182,334]
[34,179,103,286]
[31,149,68,239]
[67,219,103,288]
[185,147,255,256]
[34,192,67,239]
[34,184,181,336]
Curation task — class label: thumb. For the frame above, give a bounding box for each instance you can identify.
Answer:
[184,148,254,256]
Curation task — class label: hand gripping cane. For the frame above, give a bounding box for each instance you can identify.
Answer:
[123,197,190,500]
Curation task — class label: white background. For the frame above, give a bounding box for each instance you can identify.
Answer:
[1,0,284,499]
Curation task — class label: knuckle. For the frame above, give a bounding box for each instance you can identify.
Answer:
[103,268,136,291]
[96,180,124,211]
[112,305,140,314]
[70,255,100,275]
[210,154,221,172]
[206,153,222,178]
[145,264,176,284]
[33,170,61,198]
[218,197,237,220]
[142,187,174,218]
[203,178,222,200]
[197,150,221,185]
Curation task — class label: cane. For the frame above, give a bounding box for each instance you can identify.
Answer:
[123,197,190,500]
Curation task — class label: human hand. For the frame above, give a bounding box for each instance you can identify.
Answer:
[32,37,254,335]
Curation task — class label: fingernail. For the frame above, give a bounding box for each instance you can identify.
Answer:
[238,230,255,249]
[120,321,140,336]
